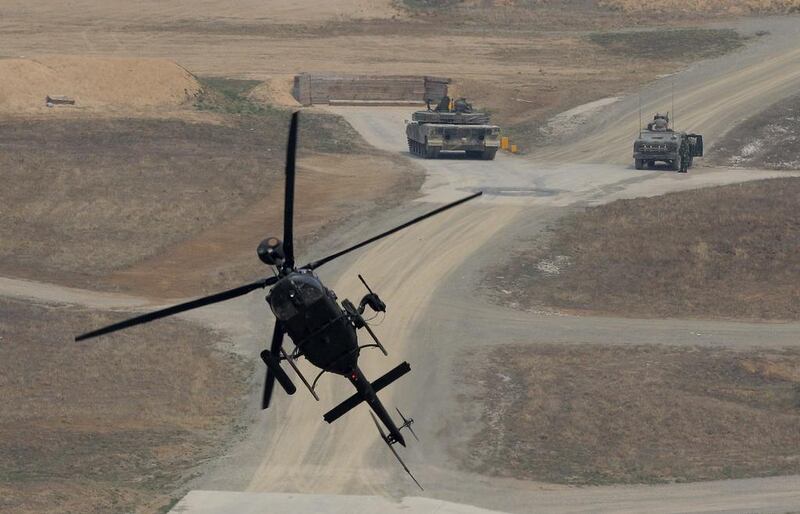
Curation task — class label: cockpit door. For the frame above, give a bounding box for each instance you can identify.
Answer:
[688,134,703,157]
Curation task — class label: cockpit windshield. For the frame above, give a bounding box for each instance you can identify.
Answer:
[295,279,324,303]
[269,274,326,320]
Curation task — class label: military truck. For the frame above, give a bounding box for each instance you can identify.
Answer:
[633,113,703,172]
[406,97,500,160]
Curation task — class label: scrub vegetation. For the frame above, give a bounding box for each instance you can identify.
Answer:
[460,343,800,484]
[490,177,800,320]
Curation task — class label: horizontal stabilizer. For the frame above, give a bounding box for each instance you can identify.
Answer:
[323,361,411,424]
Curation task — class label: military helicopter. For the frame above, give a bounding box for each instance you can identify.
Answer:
[75,112,481,489]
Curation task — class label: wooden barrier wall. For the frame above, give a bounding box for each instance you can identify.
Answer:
[293,74,449,106]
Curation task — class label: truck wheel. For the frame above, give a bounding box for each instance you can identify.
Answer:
[635,159,644,170]
[671,156,681,171]
[481,148,497,160]
[407,138,414,155]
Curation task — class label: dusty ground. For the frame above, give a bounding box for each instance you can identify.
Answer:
[458,343,800,485]
[488,177,800,321]
[0,297,250,514]
[395,0,787,27]
[234,26,800,509]
[0,1,765,153]
[598,0,800,14]
[2,3,800,514]
[0,55,422,514]
[710,92,800,169]
[0,82,423,298]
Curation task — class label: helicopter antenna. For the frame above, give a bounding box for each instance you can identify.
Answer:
[358,274,375,295]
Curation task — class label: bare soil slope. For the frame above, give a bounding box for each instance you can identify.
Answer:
[248,76,301,108]
[0,57,200,114]
[489,177,800,320]
[711,92,800,169]
[0,297,249,514]
[459,343,800,485]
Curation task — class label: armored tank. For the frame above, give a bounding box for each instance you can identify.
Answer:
[633,113,703,172]
[406,97,500,160]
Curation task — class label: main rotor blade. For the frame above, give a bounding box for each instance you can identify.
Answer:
[283,111,299,270]
[262,321,285,409]
[75,277,277,341]
[303,191,482,271]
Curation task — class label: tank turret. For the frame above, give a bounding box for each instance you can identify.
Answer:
[406,97,499,160]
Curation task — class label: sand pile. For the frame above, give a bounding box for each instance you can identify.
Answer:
[0,56,201,113]
[248,76,300,107]
[600,0,800,13]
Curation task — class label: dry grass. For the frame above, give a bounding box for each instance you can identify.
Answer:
[0,298,250,513]
[711,92,800,170]
[600,0,800,14]
[397,0,798,25]
[588,28,746,60]
[488,177,800,320]
[0,116,285,287]
[458,343,800,485]
[0,2,758,156]
[0,106,421,298]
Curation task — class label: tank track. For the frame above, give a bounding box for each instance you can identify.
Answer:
[407,138,439,159]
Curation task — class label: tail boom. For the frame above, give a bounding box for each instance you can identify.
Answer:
[323,362,411,446]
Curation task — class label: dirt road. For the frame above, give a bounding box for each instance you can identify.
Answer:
[176,17,800,514]
[3,14,798,514]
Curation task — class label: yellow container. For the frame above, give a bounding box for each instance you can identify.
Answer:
[500,136,509,150]
[511,144,518,154]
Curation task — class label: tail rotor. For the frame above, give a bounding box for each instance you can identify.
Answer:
[396,407,418,442]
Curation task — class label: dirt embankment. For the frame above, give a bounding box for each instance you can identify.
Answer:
[0,57,200,115]
[488,177,800,321]
[710,92,800,170]
[458,343,800,485]
[0,298,250,514]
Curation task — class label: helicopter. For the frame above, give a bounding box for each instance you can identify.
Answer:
[75,111,481,489]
